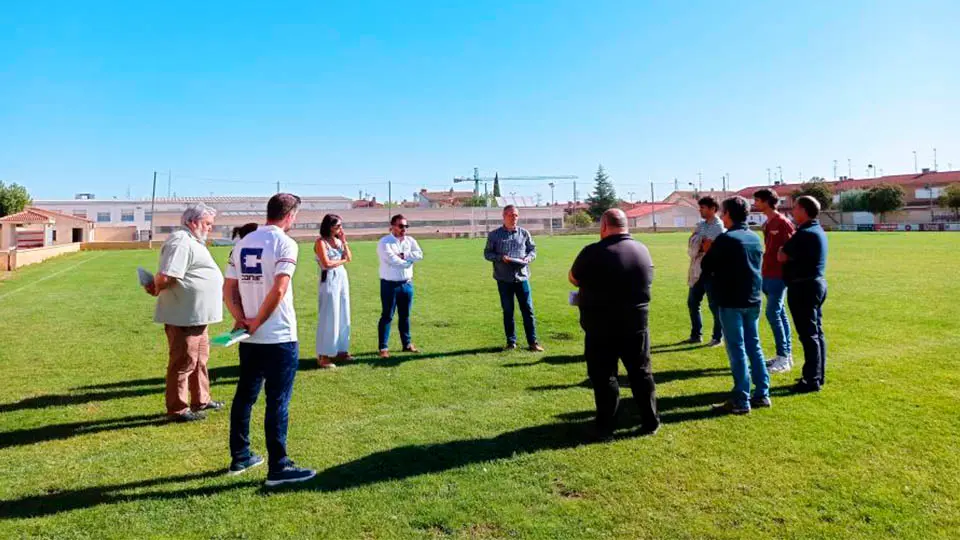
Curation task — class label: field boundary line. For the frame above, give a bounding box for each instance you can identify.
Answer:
[0,253,105,302]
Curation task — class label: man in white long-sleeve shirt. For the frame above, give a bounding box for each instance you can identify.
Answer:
[376,214,424,358]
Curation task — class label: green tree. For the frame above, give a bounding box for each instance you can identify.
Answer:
[938,184,960,219]
[492,173,501,197]
[462,194,490,207]
[0,182,32,217]
[864,183,905,223]
[565,210,593,229]
[837,189,869,212]
[792,181,833,210]
[586,165,617,221]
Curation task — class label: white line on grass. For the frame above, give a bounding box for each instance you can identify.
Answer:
[0,253,105,302]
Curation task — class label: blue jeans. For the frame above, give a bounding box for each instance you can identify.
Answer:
[762,278,792,357]
[718,306,770,409]
[230,341,299,472]
[497,280,539,346]
[688,278,721,341]
[378,279,414,350]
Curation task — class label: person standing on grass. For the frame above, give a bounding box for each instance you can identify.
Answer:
[753,189,796,373]
[701,196,770,415]
[778,196,828,394]
[377,214,424,359]
[145,203,224,423]
[685,196,725,347]
[314,214,352,369]
[223,193,316,486]
[484,205,544,352]
[569,209,658,439]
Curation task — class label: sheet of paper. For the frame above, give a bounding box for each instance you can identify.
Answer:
[210,329,250,348]
[137,267,154,287]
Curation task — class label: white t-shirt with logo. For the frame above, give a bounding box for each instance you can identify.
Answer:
[225,225,299,344]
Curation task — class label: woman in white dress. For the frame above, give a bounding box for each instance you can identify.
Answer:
[314,214,352,369]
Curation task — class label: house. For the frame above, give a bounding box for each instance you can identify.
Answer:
[352,197,384,209]
[416,189,476,208]
[624,203,701,229]
[0,207,95,250]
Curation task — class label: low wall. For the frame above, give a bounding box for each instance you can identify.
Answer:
[93,226,139,242]
[81,241,153,251]
[9,243,81,270]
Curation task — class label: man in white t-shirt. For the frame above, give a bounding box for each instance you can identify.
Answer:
[376,214,424,359]
[223,193,316,487]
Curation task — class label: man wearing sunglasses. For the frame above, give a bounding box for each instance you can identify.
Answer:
[376,214,424,358]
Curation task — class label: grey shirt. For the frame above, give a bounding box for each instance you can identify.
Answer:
[154,229,224,327]
[484,226,537,282]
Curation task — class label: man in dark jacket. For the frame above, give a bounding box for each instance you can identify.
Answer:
[701,196,770,414]
[778,195,828,393]
[569,209,658,438]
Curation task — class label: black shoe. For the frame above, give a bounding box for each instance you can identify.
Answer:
[503,343,517,351]
[707,338,724,348]
[711,400,750,415]
[195,400,225,412]
[170,410,206,422]
[750,396,772,409]
[791,380,821,394]
[264,463,317,487]
[681,337,702,345]
[637,422,660,436]
[588,425,615,442]
[228,454,265,476]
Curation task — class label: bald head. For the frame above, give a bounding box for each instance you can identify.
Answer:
[600,209,628,238]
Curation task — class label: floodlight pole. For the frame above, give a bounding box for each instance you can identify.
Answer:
[149,171,157,248]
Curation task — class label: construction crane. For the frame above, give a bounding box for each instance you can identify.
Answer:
[453,167,578,199]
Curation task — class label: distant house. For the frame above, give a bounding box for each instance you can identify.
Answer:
[0,207,95,250]
[624,203,700,229]
[416,189,476,208]
[352,197,384,209]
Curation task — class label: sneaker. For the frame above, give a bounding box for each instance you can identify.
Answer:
[264,463,317,487]
[228,454,265,476]
[195,400,225,412]
[402,344,420,353]
[528,343,545,352]
[503,343,517,351]
[707,338,724,348]
[750,396,772,409]
[711,400,750,415]
[769,356,793,374]
[170,410,206,422]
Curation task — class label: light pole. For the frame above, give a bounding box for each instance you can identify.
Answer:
[777,166,783,183]
[767,168,771,184]
[627,191,635,202]
[913,150,918,173]
[548,183,556,236]
[688,182,698,199]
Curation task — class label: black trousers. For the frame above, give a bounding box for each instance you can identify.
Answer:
[787,278,828,387]
[584,325,658,432]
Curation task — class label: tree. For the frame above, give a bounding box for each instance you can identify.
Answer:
[586,165,617,221]
[0,182,32,217]
[492,173,501,197]
[837,189,869,212]
[864,183,905,223]
[938,184,960,219]
[792,181,833,210]
[565,210,593,229]
[462,194,490,207]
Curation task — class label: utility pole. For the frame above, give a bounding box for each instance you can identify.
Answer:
[484,182,490,235]
[674,178,679,191]
[847,158,852,178]
[167,170,172,198]
[698,171,702,192]
[276,180,280,193]
[650,182,657,232]
[149,171,157,248]
[777,166,783,183]
[833,160,838,179]
[387,180,392,222]
[934,148,938,171]
[573,181,578,204]
[926,183,934,221]
[767,168,771,183]
[548,182,555,236]
[913,151,918,173]
[627,191,635,202]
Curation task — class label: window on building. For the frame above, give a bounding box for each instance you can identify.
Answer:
[121,209,135,222]
[72,210,87,219]
[144,211,153,223]
[97,212,111,223]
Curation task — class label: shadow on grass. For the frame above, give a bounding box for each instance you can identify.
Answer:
[0,413,169,450]
[336,347,505,368]
[0,470,254,519]
[505,345,716,368]
[527,367,729,391]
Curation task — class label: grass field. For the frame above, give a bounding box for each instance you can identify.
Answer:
[1,232,958,539]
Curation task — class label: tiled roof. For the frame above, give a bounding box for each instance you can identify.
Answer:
[29,207,94,223]
[419,190,475,202]
[736,170,960,198]
[624,203,679,218]
[0,209,56,224]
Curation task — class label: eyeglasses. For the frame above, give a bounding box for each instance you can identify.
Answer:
[397,224,409,229]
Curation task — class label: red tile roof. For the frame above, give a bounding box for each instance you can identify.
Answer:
[736,170,960,199]
[624,203,678,218]
[0,209,56,224]
[29,207,94,223]
[419,190,475,202]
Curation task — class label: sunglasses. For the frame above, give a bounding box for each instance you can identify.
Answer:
[397,224,409,229]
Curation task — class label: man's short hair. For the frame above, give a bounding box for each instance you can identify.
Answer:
[601,209,627,229]
[181,203,216,227]
[698,196,719,210]
[753,188,780,207]
[502,204,518,214]
[721,196,749,224]
[390,214,407,226]
[795,195,821,218]
[267,193,301,222]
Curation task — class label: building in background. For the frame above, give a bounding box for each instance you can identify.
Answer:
[416,189,476,208]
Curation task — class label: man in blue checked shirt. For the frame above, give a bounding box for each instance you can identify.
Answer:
[484,205,544,352]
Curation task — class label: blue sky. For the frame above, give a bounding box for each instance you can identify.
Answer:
[2,0,958,202]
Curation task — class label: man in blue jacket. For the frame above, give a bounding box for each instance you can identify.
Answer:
[701,196,770,414]
[778,196,829,393]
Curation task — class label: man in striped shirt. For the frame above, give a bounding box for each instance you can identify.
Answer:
[484,205,544,352]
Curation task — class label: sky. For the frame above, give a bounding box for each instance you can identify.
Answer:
[2,0,959,203]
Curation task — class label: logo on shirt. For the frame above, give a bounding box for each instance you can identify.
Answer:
[240,248,264,275]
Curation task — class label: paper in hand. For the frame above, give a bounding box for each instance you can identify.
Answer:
[568,291,580,306]
[137,267,154,287]
[211,329,250,348]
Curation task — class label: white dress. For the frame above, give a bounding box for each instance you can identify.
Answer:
[316,239,351,356]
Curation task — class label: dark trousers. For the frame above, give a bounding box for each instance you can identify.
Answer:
[584,322,658,432]
[230,341,299,472]
[496,280,538,346]
[787,278,828,387]
[688,277,722,341]
[378,279,414,350]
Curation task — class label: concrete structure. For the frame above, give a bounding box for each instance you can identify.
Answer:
[33,195,353,240]
[0,207,95,250]
[624,203,700,229]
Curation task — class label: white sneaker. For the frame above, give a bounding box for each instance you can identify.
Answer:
[769,356,793,373]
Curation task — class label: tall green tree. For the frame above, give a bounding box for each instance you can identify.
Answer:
[864,183,905,223]
[937,183,960,219]
[492,173,501,197]
[837,189,869,212]
[586,165,617,221]
[0,182,32,217]
[792,181,833,210]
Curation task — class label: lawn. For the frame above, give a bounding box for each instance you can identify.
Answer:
[0,232,958,539]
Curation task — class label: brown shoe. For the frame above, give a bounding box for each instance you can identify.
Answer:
[379,349,390,359]
[317,356,337,369]
[528,343,545,352]
[402,344,419,353]
[335,352,354,363]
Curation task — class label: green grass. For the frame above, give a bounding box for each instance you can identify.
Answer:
[1,233,958,539]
